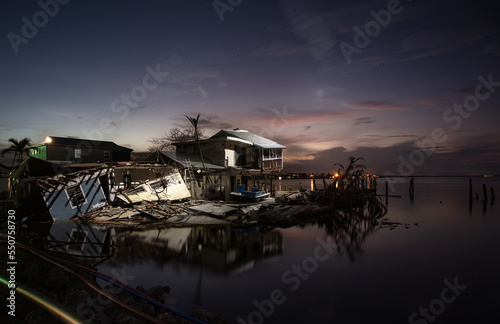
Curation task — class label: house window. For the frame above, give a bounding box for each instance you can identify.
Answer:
[74,149,81,159]
[65,185,87,209]
[128,186,147,195]
[149,180,166,190]
[67,228,88,253]
[104,151,111,160]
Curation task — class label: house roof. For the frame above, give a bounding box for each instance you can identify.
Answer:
[211,129,286,149]
[149,151,225,170]
[29,136,133,151]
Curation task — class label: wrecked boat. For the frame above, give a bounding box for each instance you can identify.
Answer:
[115,171,191,204]
[230,185,270,201]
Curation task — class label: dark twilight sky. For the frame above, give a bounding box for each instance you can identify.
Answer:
[1,0,499,175]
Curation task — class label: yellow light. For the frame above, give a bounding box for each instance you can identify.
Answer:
[44,136,52,143]
[334,173,339,178]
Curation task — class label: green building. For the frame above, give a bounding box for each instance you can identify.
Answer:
[28,136,132,164]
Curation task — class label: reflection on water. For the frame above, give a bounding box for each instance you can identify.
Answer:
[315,209,382,262]
[111,226,283,274]
[27,177,500,323]
[42,222,285,274]
[46,221,116,258]
[44,207,383,274]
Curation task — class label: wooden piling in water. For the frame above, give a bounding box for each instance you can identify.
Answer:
[483,184,488,201]
[491,187,496,201]
[385,181,388,205]
[409,178,415,200]
[469,178,473,201]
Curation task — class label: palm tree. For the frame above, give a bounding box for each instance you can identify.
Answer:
[185,114,212,184]
[334,156,366,191]
[1,138,32,167]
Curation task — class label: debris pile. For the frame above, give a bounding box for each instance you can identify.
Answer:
[76,189,335,228]
[375,218,418,230]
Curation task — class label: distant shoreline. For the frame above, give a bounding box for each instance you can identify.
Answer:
[278,174,498,179]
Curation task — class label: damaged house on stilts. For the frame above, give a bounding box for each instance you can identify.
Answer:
[147,129,286,201]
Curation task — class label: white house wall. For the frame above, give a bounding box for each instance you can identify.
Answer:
[224,149,235,167]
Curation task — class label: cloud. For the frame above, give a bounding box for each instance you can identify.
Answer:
[199,116,233,130]
[350,100,410,111]
[284,132,500,175]
[353,117,374,125]
[282,0,341,61]
[157,55,220,98]
[366,134,417,138]
[44,109,88,119]
[454,87,475,95]
[170,114,233,131]
[251,42,310,58]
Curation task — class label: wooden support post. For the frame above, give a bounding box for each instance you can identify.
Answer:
[323,177,327,190]
[490,187,495,201]
[312,177,317,191]
[409,178,415,200]
[469,178,473,201]
[385,181,388,206]
[483,184,488,201]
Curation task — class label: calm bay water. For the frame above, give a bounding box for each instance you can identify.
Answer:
[50,177,500,323]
